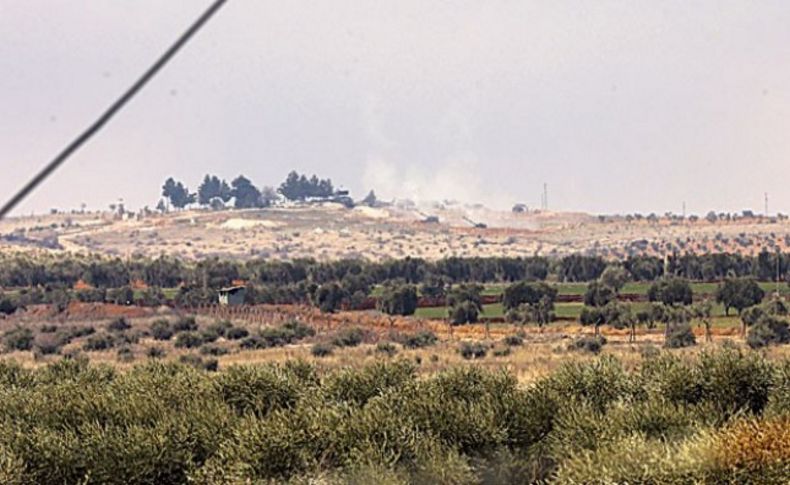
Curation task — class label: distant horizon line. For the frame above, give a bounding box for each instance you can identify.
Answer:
[6,198,785,221]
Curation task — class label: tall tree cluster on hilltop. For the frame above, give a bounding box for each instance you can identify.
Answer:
[197,175,232,205]
[278,171,335,201]
[162,174,271,210]
[160,171,341,210]
[161,178,195,209]
[230,176,262,209]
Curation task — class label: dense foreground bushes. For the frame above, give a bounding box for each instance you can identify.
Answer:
[0,351,786,483]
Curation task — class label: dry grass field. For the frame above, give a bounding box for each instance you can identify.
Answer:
[3,302,786,383]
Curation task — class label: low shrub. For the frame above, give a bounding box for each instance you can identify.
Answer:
[311,343,334,357]
[766,360,790,416]
[174,332,205,349]
[665,324,697,349]
[721,338,740,350]
[259,327,294,347]
[282,319,315,339]
[548,356,635,413]
[458,342,487,360]
[41,326,94,352]
[400,330,438,349]
[216,362,316,419]
[200,344,230,357]
[61,349,83,361]
[696,350,774,417]
[493,346,512,357]
[747,316,790,349]
[179,354,218,371]
[0,296,18,315]
[150,319,174,341]
[200,328,220,344]
[107,317,131,332]
[450,301,480,324]
[331,327,365,348]
[376,342,398,356]
[238,320,315,350]
[172,315,198,332]
[207,320,233,338]
[568,335,607,354]
[117,330,142,345]
[68,325,96,339]
[178,353,201,367]
[503,334,524,347]
[240,336,265,350]
[54,329,81,346]
[33,336,62,356]
[204,359,220,372]
[707,416,790,481]
[257,320,315,348]
[321,362,419,411]
[2,328,33,352]
[146,346,166,359]
[40,324,58,334]
[226,327,249,340]
[82,333,115,352]
[640,344,661,359]
[116,346,134,363]
[554,434,694,484]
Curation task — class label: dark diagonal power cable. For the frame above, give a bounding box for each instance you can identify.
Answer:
[0,0,228,220]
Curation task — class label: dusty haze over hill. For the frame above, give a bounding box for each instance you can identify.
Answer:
[2,1,790,215]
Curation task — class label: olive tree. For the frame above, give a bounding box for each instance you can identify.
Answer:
[447,284,483,325]
[377,284,418,328]
[715,278,764,317]
[648,277,693,307]
[691,300,713,343]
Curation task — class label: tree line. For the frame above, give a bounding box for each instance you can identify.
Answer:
[3,251,790,291]
[2,250,789,349]
[159,170,340,210]
[572,268,789,350]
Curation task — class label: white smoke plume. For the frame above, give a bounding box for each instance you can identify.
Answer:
[362,157,514,210]
[359,93,516,210]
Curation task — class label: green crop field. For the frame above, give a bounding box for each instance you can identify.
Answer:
[376,280,789,301]
[481,280,790,298]
[416,300,743,323]
[131,288,180,300]
[414,306,448,319]
[415,303,505,320]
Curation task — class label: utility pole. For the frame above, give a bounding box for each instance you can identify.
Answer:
[765,192,769,217]
[542,183,548,211]
[776,248,781,296]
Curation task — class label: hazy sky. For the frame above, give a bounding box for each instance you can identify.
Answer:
[2,1,789,216]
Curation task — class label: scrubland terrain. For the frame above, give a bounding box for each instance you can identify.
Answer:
[2,205,790,483]
[0,301,769,376]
